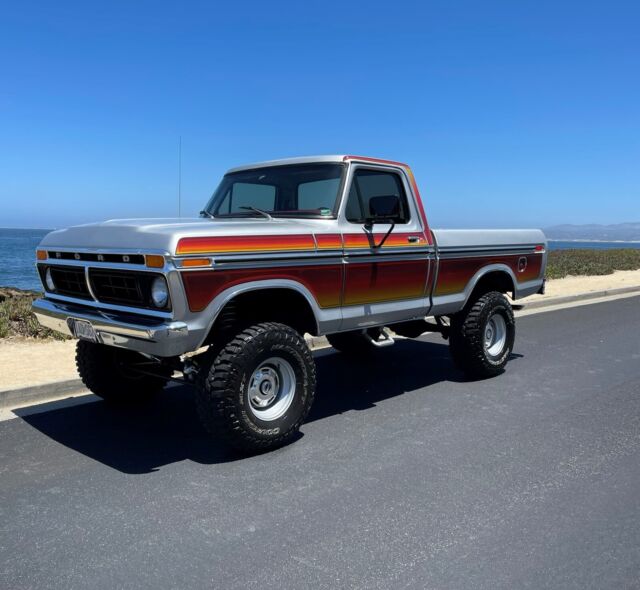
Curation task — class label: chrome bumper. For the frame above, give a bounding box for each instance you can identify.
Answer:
[32,298,194,357]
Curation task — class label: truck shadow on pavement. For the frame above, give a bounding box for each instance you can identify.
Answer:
[18,339,497,474]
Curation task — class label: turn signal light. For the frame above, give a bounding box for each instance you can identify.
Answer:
[145,255,165,268]
[36,250,47,260]
[180,258,213,268]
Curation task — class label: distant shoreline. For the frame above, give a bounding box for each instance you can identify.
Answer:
[0,227,54,232]
[548,239,640,243]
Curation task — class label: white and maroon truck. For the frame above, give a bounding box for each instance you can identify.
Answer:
[33,155,546,451]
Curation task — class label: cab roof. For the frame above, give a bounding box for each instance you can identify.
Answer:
[226,155,409,174]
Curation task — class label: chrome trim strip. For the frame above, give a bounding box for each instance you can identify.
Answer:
[44,292,174,319]
[39,259,174,273]
[436,244,542,254]
[211,257,345,271]
[429,229,440,313]
[84,266,98,301]
[438,248,542,260]
[343,247,433,256]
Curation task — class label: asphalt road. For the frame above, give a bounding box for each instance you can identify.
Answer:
[1,297,639,589]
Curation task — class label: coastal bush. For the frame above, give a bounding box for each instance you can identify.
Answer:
[0,288,68,340]
[546,248,640,279]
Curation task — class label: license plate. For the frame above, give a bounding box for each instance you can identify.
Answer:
[69,319,97,342]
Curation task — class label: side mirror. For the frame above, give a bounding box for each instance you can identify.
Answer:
[364,195,401,248]
[366,195,400,226]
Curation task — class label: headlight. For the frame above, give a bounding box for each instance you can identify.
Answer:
[151,276,169,308]
[45,268,56,291]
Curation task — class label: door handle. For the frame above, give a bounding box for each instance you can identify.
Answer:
[407,235,421,243]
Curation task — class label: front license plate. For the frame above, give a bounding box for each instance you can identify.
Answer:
[69,319,97,342]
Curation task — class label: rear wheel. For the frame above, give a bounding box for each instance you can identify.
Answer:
[449,291,515,379]
[75,340,171,403]
[196,322,316,453]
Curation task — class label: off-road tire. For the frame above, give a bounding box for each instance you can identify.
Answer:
[76,340,171,403]
[449,291,515,379]
[326,328,383,354]
[195,322,316,453]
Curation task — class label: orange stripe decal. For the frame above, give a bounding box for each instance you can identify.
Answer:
[315,233,343,249]
[176,234,316,255]
[343,232,427,249]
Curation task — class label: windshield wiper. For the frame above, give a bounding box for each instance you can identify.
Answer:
[239,206,273,220]
[199,210,215,219]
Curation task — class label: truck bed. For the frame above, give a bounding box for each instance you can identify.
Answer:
[430,228,547,315]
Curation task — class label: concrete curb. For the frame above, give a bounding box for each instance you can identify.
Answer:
[0,379,86,410]
[521,285,640,310]
[1,285,638,412]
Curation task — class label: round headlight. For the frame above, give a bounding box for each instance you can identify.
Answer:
[45,268,56,291]
[151,276,169,308]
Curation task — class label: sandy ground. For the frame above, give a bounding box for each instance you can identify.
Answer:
[0,339,78,391]
[523,268,640,303]
[1,269,639,393]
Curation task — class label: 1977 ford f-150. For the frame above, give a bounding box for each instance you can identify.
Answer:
[33,155,546,451]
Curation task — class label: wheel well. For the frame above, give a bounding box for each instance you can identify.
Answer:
[468,270,515,302]
[204,288,318,345]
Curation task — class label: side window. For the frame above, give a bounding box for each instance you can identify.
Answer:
[345,169,410,223]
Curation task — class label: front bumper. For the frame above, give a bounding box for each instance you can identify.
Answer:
[32,298,193,357]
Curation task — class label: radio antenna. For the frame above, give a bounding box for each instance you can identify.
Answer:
[178,136,182,217]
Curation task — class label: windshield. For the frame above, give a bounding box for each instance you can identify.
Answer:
[203,163,345,218]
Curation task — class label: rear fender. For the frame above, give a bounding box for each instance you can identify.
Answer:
[430,264,518,316]
[463,265,517,307]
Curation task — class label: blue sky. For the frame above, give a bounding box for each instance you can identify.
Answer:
[1,0,638,229]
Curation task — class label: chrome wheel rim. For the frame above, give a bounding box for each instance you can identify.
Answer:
[247,357,296,421]
[484,314,507,358]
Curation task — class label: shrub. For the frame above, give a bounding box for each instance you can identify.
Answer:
[0,288,68,340]
[546,248,640,279]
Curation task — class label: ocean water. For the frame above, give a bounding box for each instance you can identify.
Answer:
[0,228,51,291]
[1,228,640,291]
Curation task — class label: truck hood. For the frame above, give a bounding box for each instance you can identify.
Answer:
[39,217,325,255]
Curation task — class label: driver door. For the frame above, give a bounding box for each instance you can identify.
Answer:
[340,165,432,330]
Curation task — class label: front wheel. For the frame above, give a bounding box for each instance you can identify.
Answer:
[449,291,515,379]
[196,322,316,453]
[76,340,171,403]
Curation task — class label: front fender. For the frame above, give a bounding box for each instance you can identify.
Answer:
[193,279,342,349]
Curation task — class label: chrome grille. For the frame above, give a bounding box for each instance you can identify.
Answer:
[46,266,92,299]
[89,270,145,306]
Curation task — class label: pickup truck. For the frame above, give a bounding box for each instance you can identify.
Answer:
[33,155,547,452]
